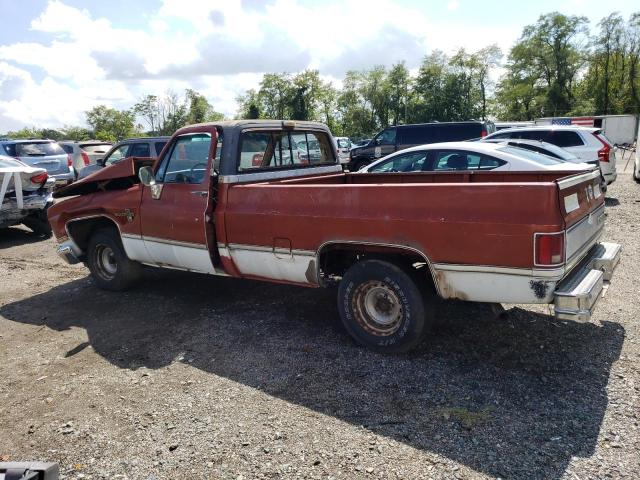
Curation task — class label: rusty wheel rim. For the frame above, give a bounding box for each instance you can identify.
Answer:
[95,244,117,281]
[352,280,403,336]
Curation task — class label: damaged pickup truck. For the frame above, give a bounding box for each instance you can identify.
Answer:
[48,120,621,352]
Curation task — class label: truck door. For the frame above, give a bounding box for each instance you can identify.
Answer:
[137,131,218,274]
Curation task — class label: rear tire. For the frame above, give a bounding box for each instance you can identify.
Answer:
[87,229,142,291]
[338,259,430,353]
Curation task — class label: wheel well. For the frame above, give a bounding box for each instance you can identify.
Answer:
[67,217,119,253]
[318,243,437,292]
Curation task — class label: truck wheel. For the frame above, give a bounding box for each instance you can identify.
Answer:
[87,229,142,291]
[22,210,52,238]
[338,259,429,353]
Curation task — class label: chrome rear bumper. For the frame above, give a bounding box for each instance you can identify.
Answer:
[554,242,621,322]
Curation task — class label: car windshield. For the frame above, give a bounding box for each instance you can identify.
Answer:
[0,157,23,168]
[337,139,350,148]
[7,142,65,157]
[498,146,563,165]
[81,143,112,154]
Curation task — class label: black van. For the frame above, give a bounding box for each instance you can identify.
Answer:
[347,121,495,171]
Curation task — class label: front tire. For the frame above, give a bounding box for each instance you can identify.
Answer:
[337,259,429,353]
[87,229,142,291]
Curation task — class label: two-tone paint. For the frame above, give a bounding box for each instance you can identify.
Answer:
[48,120,608,306]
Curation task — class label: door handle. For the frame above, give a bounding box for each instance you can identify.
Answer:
[191,191,208,197]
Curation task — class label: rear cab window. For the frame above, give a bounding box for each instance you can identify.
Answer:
[238,130,336,172]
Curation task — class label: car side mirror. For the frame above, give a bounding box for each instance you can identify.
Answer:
[96,158,104,166]
[138,166,156,186]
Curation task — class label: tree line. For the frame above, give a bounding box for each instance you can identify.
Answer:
[3,11,639,142]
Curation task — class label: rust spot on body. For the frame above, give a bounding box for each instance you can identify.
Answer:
[434,270,469,301]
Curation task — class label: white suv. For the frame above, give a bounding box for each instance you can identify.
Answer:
[485,126,617,187]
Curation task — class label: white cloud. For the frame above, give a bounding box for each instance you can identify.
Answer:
[447,0,460,11]
[0,0,523,131]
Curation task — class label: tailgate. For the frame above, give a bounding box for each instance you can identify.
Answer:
[556,170,605,269]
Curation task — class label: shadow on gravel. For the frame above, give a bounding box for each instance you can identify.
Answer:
[1,270,624,479]
[604,197,620,207]
[0,226,49,248]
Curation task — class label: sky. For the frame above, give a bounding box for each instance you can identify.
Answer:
[0,0,638,132]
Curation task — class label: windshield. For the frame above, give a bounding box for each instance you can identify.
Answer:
[337,138,350,148]
[5,142,65,157]
[498,146,563,165]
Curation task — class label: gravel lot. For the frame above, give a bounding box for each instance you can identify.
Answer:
[1,171,638,480]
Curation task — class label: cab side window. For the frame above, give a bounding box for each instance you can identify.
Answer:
[239,130,335,171]
[158,134,211,184]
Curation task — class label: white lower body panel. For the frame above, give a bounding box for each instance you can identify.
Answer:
[432,264,565,303]
[122,234,216,275]
[222,243,316,284]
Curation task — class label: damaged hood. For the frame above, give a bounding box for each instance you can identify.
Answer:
[53,157,155,198]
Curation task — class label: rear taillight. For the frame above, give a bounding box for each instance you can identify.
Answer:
[81,151,90,166]
[30,172,48,186]
[535,232,565,266]
[481,129,488,138]
[593,134,610,162]
[67,154,73,167]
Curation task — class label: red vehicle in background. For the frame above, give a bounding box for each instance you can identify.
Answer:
[48,120,620,353]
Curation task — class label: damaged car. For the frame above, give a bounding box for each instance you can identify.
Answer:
[0,156,53,237]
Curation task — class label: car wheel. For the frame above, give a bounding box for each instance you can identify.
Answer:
[337,259,430,353]
[22,209,52,238]
[87,228,142,291]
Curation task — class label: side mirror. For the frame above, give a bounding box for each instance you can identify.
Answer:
[96,158,104,166]
[138,166,156,186]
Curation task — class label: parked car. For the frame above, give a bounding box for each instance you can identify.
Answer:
[59,141,112,175]
[0,139,74,186]
[348,121,496,171]
[78,137,169,179]
[484,126,617,187]
[49,120,619,353]
[0,156,53,236]
[358,142,594,174]
[480,138,582,163]
[334,137,352,165]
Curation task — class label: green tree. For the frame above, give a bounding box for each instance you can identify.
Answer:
[85,105,137,141]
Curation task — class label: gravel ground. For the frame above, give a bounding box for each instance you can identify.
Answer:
[0,172,638,480]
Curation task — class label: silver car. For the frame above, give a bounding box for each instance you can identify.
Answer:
[0,156,54,236]
[59,141,112,175]
[0,139,75,186]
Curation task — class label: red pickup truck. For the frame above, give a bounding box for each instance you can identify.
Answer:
[48,120,621,353]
